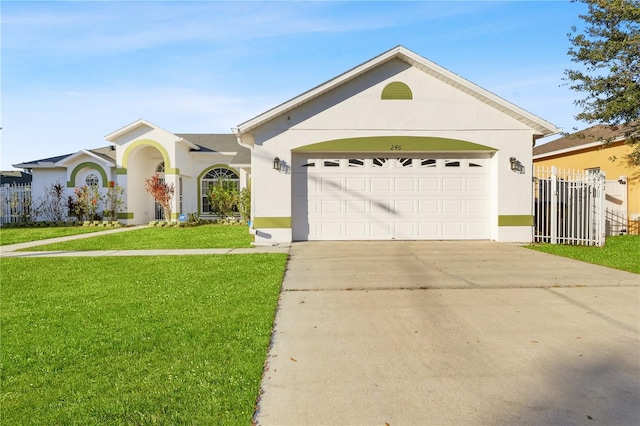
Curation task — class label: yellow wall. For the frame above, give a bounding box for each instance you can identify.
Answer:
[534,142,640,233]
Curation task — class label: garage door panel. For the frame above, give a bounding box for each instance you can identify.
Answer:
[394,200,415,214]
[419,200,440,214]
[394,178,414,192]
[442,222,464,236]
[346,200,367,214]
[467,177,488,192]
[321,200,342,214]
[442,200,463,214]
[321,177,342,192]
[371,178,391,192]
[443,178,464,192]
[371,221,392,237]
[346,177,366,191]
[418,178,439,192]
[293,156,490,241]
[346,222,367,237]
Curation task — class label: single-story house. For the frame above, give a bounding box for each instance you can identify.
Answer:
[234,45,559,244]
[14,120,250,223]
[533,123,639,235]
[15,45,560,243]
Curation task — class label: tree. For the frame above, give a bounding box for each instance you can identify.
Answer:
[145,174,174,221]
[73,184,103,221]
[565,0,640,164]
[33,181,68,221]
[103,181,124,220]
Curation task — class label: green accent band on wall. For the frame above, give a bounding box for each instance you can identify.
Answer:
[292,136,497,153]
[498,215,533,226]
[117,212,134,219]
[170,212,179,220]
[381,82,413,100]
[67,162,109,188]
[253,217,291,228]
[116,168,127,175]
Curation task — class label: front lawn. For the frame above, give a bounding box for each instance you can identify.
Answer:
[19,224,253,251]
[0,226,119,246]
[1,254,287,424]
[527,235,640,274]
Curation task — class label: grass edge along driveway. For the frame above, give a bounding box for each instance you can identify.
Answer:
[15,224,253,251]
[1,254,287,425]
[527,235,640,274]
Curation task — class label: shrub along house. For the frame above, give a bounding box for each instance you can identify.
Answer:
[234,46,559,245]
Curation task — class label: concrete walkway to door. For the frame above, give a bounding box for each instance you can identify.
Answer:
[255,241,639,425]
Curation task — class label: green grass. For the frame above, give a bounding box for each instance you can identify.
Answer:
[19,225,253,251]
[1,254,288,425]
[0,226,119,246]
[527,235,640,274]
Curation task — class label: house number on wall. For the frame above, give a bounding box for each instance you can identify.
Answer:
[390,145,402,150]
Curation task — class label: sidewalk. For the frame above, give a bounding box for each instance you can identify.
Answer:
[1,226,290,257]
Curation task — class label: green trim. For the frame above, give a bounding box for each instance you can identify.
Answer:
[498,215,533,226]
[67,162,109,188]
[170,212,179,220]
[381,81,412,100]
[292,136,497,153]
[116,168,127,175]
[196,164,240,215]
[121,139,179,175]
[117,212,134,219]
[253,217,291,228]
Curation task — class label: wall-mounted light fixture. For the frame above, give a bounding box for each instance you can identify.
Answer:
[273,157,281,171]
[509,157,524,174]
[618,176,627,185]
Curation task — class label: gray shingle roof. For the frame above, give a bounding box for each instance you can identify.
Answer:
[178,134,250,164]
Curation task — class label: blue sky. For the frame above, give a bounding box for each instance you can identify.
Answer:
[2,0,588,170]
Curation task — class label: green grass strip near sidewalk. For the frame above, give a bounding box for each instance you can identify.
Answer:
[1,254,288,425]
[18,225,253,251]
[527,235,640,274]
[0,226,120,246]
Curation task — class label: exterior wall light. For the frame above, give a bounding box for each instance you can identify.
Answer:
[509,157,524,174]
[273,157,281,171]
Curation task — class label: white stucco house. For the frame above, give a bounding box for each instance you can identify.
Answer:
[15,46,559,244]
[15,120,251,224]
[234,46,559,245]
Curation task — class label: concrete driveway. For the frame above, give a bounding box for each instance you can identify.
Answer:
[255,241,639,425]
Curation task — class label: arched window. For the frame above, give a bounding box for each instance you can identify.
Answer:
[156,161,165,173]
[201,167,240,214]
[85,173,99,186]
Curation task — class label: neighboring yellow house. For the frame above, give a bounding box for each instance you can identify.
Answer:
[533,124,639,235]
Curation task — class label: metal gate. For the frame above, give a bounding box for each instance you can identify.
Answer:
[0,184,32,225]
[533,166,605,246]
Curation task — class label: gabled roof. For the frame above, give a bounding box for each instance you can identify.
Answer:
[234,45,560,140]
[533,123,636,159]
[13,146,116,169]
[105,119,200,150]
[55,148,116,167]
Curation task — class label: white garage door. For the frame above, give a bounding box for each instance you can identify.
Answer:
[292,155,491,241]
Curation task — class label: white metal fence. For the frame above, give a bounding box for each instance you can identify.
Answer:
[533,166,606,246]
[0,184,32,225]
